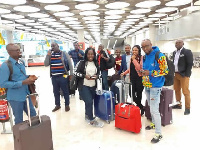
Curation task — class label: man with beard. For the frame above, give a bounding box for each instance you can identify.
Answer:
[0,43,36,124]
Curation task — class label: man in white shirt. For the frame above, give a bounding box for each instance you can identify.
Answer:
[172,40,193,115]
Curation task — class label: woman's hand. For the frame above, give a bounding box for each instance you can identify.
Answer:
[132,54,136,60]
[120,73,124,77]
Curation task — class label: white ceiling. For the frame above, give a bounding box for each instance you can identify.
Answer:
[0,0,200,43]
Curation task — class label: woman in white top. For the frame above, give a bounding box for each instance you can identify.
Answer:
[74,47,104,127]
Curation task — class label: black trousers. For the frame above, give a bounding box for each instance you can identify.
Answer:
[130,77,144,111]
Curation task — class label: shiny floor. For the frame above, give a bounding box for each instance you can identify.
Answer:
[0,66,199,150]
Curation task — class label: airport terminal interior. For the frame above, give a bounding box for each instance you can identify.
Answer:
[1,0,200,150]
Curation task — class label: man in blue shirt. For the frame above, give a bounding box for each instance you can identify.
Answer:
[0,43,36,124]
[68,42,84,67]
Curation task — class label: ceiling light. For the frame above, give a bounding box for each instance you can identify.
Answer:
[54,12,74,17]
[72,27,84,29]
[41,28,55,31]
[124,19,139,22]
[69,25,83,27]
[45,5,69,11]
[46,22,61,25]
[16,26,31,29]
[166,0,192,6]
[62,30,75,33]
[28,13,49,18]
[181,6,200,12]
[104,20,119,23]
[105,2,130,9]
[25,29,38,31]
[56,28,69,30]
[105,15,122,19]
[130,9,151,14]
[127,15,145,19]
[65,21,81,25]
[136,1,161,8]
[0,20,13,24]
[105,10,125,15]
[155,21,170,24]
[7,23,23,27]
[60,17,78,21]
[34,0,62,3]
[85,21,99,24]
[83,16,100,20]
[38,18,56,22]
[145,18,160,21]
[156,7,177,13]
[74,0,94,1]
[16,19,35,23]
[13,6,40,12]
[0,0,26,5]
[2,14,24,19]
[80,11,99,16]
[148,13,167,17]
[161,17,174,21]
[26,23,43,26]
[0,8,11,14]
[34,26,48,28]
[51,25,66,28]
[75,3,99,10]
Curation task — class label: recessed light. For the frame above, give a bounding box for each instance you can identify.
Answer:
[38,18,56,22]
[136,1,161,8]
[0,0,26,5]
[105,15,122,19]
[166,0,192,6]
[105,10,125,15]
[60,17,78,21]
[156,7,178,13]
[0,20,13,24]
[105,2,130,9]
[2,14,24,19]
[80,11,99,16]
[65,21,81,25]
[34,0,62,3]
[130,9,151,14]
[127,15,145,19]
[16,19,35,23]
[83,16,100,20]
[0,8,11,14]
[28,13,49,18]
[75,3,99,10]
[26,23,43,26]
[13,6,40,12]
[54,12,74,17]
[148,13,167,17]
[45,5,69,11]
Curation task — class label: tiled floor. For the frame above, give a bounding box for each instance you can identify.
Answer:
[0,66,199,150]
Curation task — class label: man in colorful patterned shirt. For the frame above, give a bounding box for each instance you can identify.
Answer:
[44,43,73,112]
[141,39,168,144]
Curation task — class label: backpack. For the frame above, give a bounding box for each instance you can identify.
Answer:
[155,52,175,86]
[104,50,115,69]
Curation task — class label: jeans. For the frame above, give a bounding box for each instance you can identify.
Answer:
[101,70,109,90]
[79,85,96,120]
[51,75,70,106]
[9,98,36,125]
[145,87,162,135]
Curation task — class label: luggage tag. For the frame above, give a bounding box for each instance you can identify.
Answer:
[121,104,128,108]
[63,74,68,78]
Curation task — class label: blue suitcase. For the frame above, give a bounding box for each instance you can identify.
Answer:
[94,91,115,124]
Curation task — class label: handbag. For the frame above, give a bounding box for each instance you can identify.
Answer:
[70,75,78,91]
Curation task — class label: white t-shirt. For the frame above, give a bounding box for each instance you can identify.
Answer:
[83,61,97,87]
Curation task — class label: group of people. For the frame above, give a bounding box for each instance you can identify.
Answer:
[0,39,193,144]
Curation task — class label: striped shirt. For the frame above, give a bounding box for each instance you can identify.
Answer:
[50,52,65,76]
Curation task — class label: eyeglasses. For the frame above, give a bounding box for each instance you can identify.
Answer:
[141,45,150,49]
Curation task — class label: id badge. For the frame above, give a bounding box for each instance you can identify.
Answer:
[63,74,68,78]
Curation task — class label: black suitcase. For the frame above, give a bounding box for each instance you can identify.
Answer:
[145,88,173,126]
[13,94,53,150]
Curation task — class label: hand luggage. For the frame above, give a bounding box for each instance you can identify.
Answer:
[94,90,115,124]
[115,83,142,133]
[110,80,125,104]
[145,88,173,126]
[13,93,53,150]
[0,99,10,122]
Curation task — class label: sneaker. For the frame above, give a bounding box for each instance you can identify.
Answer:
[52,106,61,112]
[184,109,190,115]
[90,120,104,128]
[172,104,182,109]
[151,134,163,143]
[145,123,155,130]
[85,115,90,123]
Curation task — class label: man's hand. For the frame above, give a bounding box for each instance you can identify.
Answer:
[47,50,52,56]
[78,53,83,57]
[22,78,35,85]
[69,75,72,80]
[91,75,97,80]
[141,70,150,76]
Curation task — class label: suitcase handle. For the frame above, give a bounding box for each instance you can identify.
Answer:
[26,93,41,127]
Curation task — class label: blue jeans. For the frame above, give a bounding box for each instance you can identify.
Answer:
[9,98,36,125]
[145,87,162,135]
[79,85,96,120]
[101,70,109,90]
[51,75,70,106]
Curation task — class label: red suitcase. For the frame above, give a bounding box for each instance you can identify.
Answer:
[13,94,53,150]
[0,99,10,122]
[115,83,142,133]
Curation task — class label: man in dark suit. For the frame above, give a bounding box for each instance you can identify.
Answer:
[172,40,193,115]
[118,44,131,100]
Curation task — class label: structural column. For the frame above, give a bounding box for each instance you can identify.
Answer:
[149,24,156,46]
[6,30,14,43]
[77,29,84,42]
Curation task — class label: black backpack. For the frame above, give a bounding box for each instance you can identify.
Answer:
[155,52,175,86]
